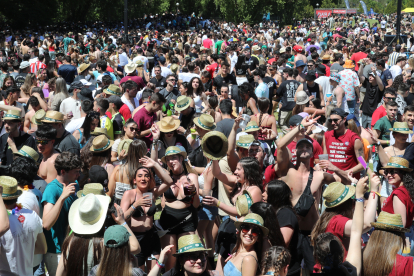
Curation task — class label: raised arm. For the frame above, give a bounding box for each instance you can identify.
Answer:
[212,160,238,186]
[0,187,9,237]
[227,116,242,172]
[358,62,366,83]
[139,156,173,197]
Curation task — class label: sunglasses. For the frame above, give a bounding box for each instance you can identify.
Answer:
[168,79,176,82]
[36,139,51,145]
[186,252,207,264]
[240,224,262,237]
[385,97,396,101]
[384,169,400,176]
[328,118,341,123]
[129,127,138,132]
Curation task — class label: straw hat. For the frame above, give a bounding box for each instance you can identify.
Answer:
[157,117,180,133]
[118,139,133,156]
[31,109,46,125]
[371,211,410,233]
[382,156,413,172]
[236,134,255,149]
[13,145,39,162]
[201,131,228,160]
[0,176,22,200]
[296,90,309,105]
[322,54,331,61]
[323,182,355,208]
[124,62,137,74]
[135,60,144,67]
[193,114,216,131]
[161,146,187,164]
[3,110,23,121]
[236,190,253,216]
[78,63,90,74]
[244,121,260,133]
[173,234,211,256]
[69,193,111,235]
[90,135,115,152]
[104,84,122,96]
[91,127,109,137]
[77,183,110,199]
[175,95,191,112]
[389,122,413,134]
[42,111,64,123]
[343,60,355,69]
[234,213,269,236]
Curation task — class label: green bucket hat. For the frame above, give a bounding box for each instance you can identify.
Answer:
[104,225,130,248]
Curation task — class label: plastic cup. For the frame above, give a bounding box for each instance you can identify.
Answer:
[239,114,251,129]
[143,192,153,204]
[319,154,329,161]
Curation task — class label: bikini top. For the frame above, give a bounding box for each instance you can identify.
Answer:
[164,186,193,203]
[131,195,157,218]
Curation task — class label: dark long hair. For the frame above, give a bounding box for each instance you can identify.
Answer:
[235,54,246,69]
[62,228,105,276]
[250,202,286,247]
[257,98,270,128]
[266,180,294,212]
[80,111,100,145]
[187,76,204,97]
[230,157,263,198]
[402,173,414,201]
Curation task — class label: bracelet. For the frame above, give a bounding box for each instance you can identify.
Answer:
[122,221,127,226]
[216,200,221,207]
[156,262,165,268]
[356,197,364,203]
[300,124,304,130]
[371,191,380,199]
[351,182,357,187]
[131,204,136,210]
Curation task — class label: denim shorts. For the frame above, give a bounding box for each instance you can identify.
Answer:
[198,191,219,221]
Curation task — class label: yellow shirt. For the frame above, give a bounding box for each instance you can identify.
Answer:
[100,115,114,140]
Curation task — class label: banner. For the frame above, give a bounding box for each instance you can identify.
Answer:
[316,9,332,18]
[360,0,368,15]
[344,0,350,9]
[346,8,357,13]
[333,9,347,14]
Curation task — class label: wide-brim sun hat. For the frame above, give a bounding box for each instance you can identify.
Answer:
[13,145,39,162]
[124,62,137,74]
[173,234,211,256]
[118,139,133,156]
[323,182,355,208]
[104,84,122,96]
[3,110,23,121]
[78,63,91,74]
[69,193,110,235]
[236,190,253,216]
[157,117,180,133]
[175,95,191,112]
[161,146,187,164]
[382,156,413,172]
[201,131,228,161]
[77,183,110,200]
[234,213,269,237]
[371,211,410,233]
[193,114,216,131]
[0,176,22,200]
[244,121,260,133]
[343,59,355,69]
[90,127,110,138]
[296,90,309,105]
[42,110,64,123]
[236,133,255,149]
[31,109,46,125]
[389,122,413,134]
[90,135,115,152]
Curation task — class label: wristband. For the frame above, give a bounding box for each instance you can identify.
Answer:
[377,140,381,145]
[122,221,127,226]
[131,204,136,210]
[371,191,380,199]
[217,200,221,207]
[300,124,304,130]
[156,262,165,268]
[351,182,357,187]
[356,197,364,203]
[387,140,390,145]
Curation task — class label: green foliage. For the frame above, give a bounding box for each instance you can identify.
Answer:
[320,0,337,8]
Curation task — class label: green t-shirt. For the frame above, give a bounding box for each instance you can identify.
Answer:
[215,40,223,54]
[41,179,79,253]
[374,116,393,141]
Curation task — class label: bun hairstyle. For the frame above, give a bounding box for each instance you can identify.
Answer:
[261,246,291,275]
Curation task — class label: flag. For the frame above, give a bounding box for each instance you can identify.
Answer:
[345,0,350,9]
[360,0,368,15]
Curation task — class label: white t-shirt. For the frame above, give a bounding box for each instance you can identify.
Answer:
[59,97,81,124]
[390,65,402,80]
[381,20,387,28]
[132,55,149,72]
[315,76,332,104]
[0,209,43,276]
[65,117,85,134]
[151,66,172,78]
[178,72,200,83]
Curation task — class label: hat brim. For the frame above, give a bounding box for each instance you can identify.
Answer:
[324,185,356,208]
[161,151,187,164]
[234,220,269,237]
[381,165,413,172]
[173,247,211,256]
[2,189,22,200]
[244,127,260,133]
[194,118,216,131]
[79,65,91,74]
[371,222,410,233]
[296,98,309,105]
[69,195,110,235]
[175,100,191,112]
[157,120,181,133]
[76,190,111,201]
[389,128,413,134]
[343,65,355,69]
[3,116,23,121]
[201,131,228,161]
[90,140,115,152]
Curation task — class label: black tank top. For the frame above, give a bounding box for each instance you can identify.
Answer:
[304,82,321,100]
[236,63,249,75]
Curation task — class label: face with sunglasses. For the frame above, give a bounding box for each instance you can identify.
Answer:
[180,252,208,273]
[124,123,138,139]
[36,137,54,153]
[384,168,403,186]
[239,223,262,244]
[328,115,344,130]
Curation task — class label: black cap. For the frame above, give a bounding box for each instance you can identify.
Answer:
[316,64,326,75]
[107,95,123,109]
[330,108,348,118]
[296,138,314,149]
[288,115,303,127]
[70,81,84,90]
[78,87,93,101]
[305,70,317,81]
[89,165,108,187]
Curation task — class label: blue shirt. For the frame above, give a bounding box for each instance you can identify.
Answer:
[380,69,393,87]
[57,64,78,84]
[92,71,117,83]
[41,179,79,253]
[255,82,269,99]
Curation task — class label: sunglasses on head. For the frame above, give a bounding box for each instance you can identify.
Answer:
[240,224,262,237]
[36,139,51,145]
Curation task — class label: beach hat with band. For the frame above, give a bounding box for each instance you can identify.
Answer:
[236,134,255,149]
[389,122,413,134]
[90,135,115,152]
[244,121,260,133]
[201,131,228,161]
[157,117,180,133]
[42,111,64,123]
[90,127,110,138]
[173,234,211,256]
[382,156,413,172]
[3,110,23,121]
[118,139,133,156]
[371,211,410,233]
[31,109,46,125]
[234,213,269,236]
[323,182,356,208]
[104,84,122,96]
[13,145,39,162]
[161,146,187,164]
[175,95,191,112]
[194,114,216,131]
[236,190,253,216]
[0,176,22,200]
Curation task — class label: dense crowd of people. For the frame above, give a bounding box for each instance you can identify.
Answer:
[2,11,414,276]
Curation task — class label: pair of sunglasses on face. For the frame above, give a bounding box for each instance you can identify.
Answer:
[240,224,262,237]
[35,139,51,145]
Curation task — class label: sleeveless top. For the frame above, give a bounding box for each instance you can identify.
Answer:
[243,101,254,116]
[255,114,272,140]
[114,166,133,201]
[76,128,86,149]
[194,96,203,113]
[389,255,413,276]
[223,254,258,276]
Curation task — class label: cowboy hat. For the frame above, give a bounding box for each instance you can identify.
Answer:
[343,59,355,69]
[69,193,110,235]
[323,182,355,208]
[31,109,46,125]
[3,110,23,121]
[175,95,191,112]
[124,62,137,74]
[76,183,110,199]
[161,146,187,164]
[389,122,413,134]
[244,121,260,133]
[236,190,253,216]
[371,211,410,233]
[13,145,39,162]
[194,114,216,131]
[117,139,133,156]
[90,135,115,152]
[78,63,91,74]
[104,84,122,96]
[234,213,269,236]
[157,117,180,133]
[382,156,413,172]
[42,111,64,123]
[201,131,228,161]
[0,176,22,200]
[173,234,211,256]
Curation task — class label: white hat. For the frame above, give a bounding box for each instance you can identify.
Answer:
[124,61,137,74]
[69,193,110,235]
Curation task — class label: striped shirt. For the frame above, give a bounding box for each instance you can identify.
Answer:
[388,52,405,67]
[30,61,46,74]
